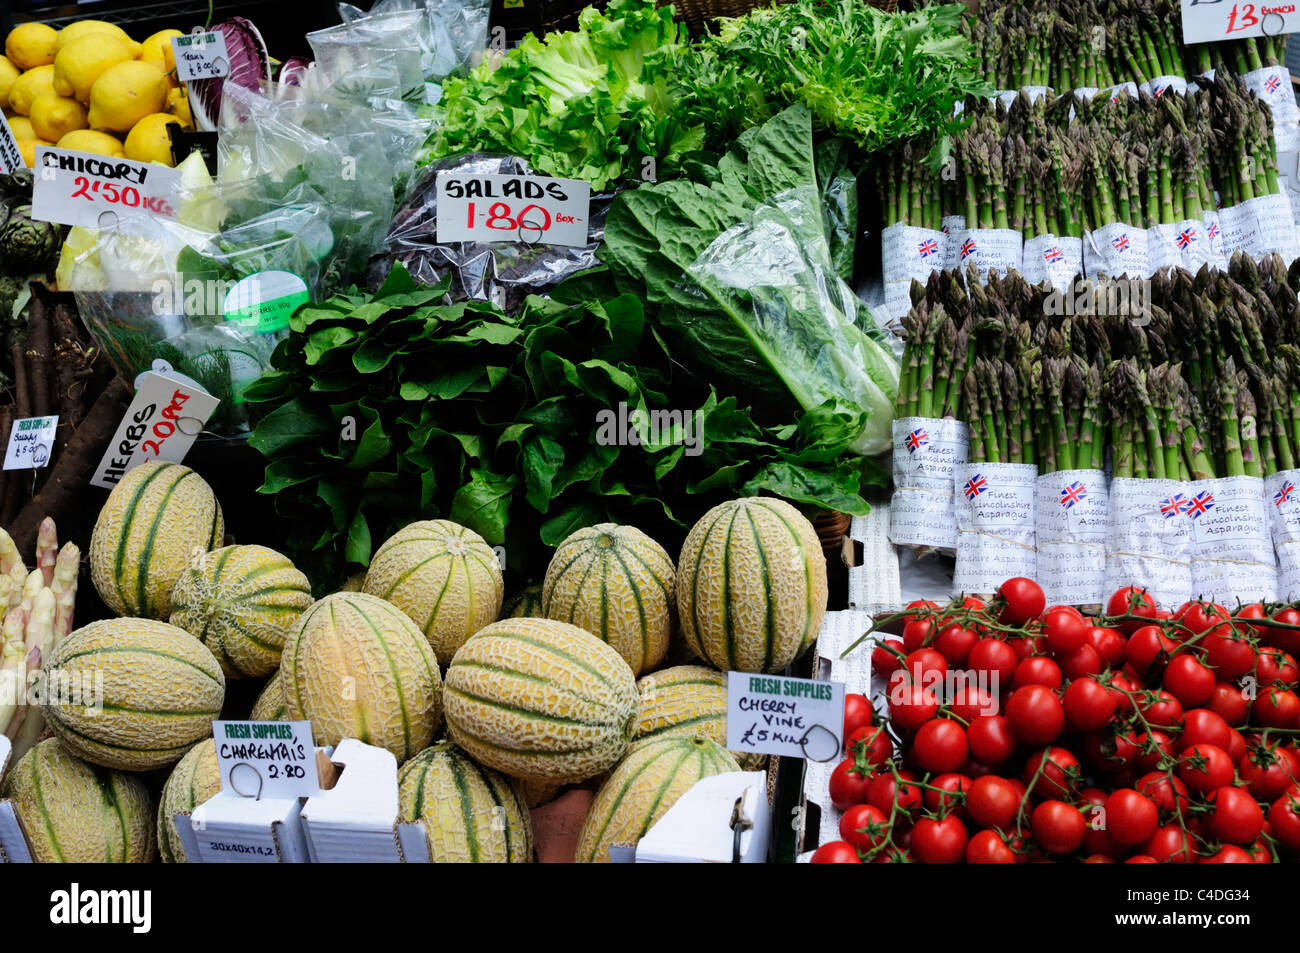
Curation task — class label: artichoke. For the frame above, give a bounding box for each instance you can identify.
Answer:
[0,275,22,326]
[0,205,60,275]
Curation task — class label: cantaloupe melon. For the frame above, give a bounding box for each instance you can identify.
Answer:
[677,497,827,674]
[3,738,154,862]
[634,664,765,771]
[501,584,542,619]
[363,520,504,665]
[397,741,533,862]
[339,572,366,592]
[575,734,739,863]
[443,618,638,783]
[282,592,441,763]
[157,738,220,863]
[249,668,286,721]
[42,618,225,771]
[89,461,225,619]
[169,544,313,678]
[518,778,562,808]
[542,523,674,677]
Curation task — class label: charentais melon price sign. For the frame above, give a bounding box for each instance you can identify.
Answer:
[435,172,591,248]
[1181,0,1300,44]
[213,720,320,800]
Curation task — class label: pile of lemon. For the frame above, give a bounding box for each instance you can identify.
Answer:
[1,20,194,169]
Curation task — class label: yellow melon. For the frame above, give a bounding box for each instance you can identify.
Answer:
[156,739,220,863]
[634,664,766,770]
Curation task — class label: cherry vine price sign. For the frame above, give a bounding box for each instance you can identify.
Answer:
[31,146,181,229]
[1181,0,1300,44]
[435,172,591,247]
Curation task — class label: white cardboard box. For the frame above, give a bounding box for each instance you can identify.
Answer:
[627,771,771,863]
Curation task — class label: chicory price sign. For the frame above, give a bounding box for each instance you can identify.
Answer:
[213,721,320,800]
[726,672,844,761]
[90,371,220,489]
[1181,0,1300,44]
[435,172,590,247]
[171,31,231,82]
[32,147,181,228]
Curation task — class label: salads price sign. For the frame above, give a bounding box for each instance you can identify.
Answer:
[435,172,590,248]
[1180,0,1300,44]
[90,371,220,489]
[213,721,320,800]
[31,147,181,229]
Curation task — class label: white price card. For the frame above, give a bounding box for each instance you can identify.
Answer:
[435,173,591,247]
[32,147,181,228]
[3,415,57,471]
[1181,0,1300,44]
[213,721,320,800]
[90,371,220,489]
[726,672,844,761]
[170,31,231,82]
[0,115,22,174]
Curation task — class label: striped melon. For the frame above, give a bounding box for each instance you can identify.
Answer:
[249,669,286,721]
[363,520,504,665]
[501,584,543,619]
[575,735,740,863]
[397,741,533,863]
[677,497,827,674]
[157,739,221,863]
[443,618,638,783]
[282,592,441,763]
[634,665,766,771]
[42,618,225,771]
[89,461,225,619]
[2,738,155,862]
[542,523,674,676]
[169,545,313,679]
[339,572,366,592]
[519,778,562,808]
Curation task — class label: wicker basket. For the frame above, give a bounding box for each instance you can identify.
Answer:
[812,510,852,557]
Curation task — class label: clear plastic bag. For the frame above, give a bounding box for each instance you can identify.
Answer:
[308,9,426,105]
[337,0,491,86]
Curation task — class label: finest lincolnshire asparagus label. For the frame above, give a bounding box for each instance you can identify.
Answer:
[1084,223,1150,280]
[941,215,966,271]
[890,416,969,550]
[1140,75,1189,99]
[1266,469,1300,599]
[882,225,946,319]
[953,462,1037,596]
[1022,235,1084,294]
[1181,0,1300,46]
[1104,477,1192,610]
[1148,220,1224,273]
[1035,470,1108,608]
[2,415,58,471]
[1244,66,1300,153]
[1219,194,1300,261]
[954,228,1023,283]
[1188,476,1277,604]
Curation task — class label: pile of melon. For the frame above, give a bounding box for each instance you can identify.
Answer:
[1,466,829,864]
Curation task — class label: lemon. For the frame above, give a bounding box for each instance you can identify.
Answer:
[5,115,35,139]
[140,29,182,64]
[0,56,19,106]
[57,128,123,158]
[16,138,52,168]
[29,92,87,141]
[55,21,139,56]
[5,24,58,71]
[53,33,136,104]
[8,65,56,116]
[123,112,179,166]
[87,60,167,132]
[166,86,191,125]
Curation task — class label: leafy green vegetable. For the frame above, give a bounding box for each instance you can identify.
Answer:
[246,263,880,590]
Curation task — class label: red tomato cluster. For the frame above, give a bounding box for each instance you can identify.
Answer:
[813,579,1300,863]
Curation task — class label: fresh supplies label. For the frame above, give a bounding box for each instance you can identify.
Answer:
[32,147,181,229]
[171,31,231,82]
[1267,469,1300,599]
[90,372,220,489]
[953,461,1038,595]
[213,720,320,800]
[1181,0,1300,45]
[0,115,21,175]
[435,173,591,248]
[2,415,57,471]
[1035,469,1108,608]
[1104,477,1192,610]
[890,415,968,550]
[726,672,844,761]
[1188,475,1277,604]
[223,271,308,334]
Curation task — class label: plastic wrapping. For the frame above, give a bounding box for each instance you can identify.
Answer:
[1267,469,1300,600]
[365,153,613,313]
[1186,476,1276,605]
[1035,469,1108,608]
[309,10,426,105]
[338,0,491,87]
[952,462,1037,596]
[1104,477,1192,610]
[890,416,968,551]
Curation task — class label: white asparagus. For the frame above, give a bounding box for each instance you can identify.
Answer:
[18,569,42,621]
[0,605,28,736]
[10,589,55,745]
[49,543,79,646]
[0,529,25,609]
[6,647,40,745]
[35,517,57,588]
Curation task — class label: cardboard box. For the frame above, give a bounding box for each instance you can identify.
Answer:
[630,770,772,863]
[0,735,34,863]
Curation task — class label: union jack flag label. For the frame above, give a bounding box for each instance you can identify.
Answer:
[1160,494,1188,519]
[964,474,987,500]
[905,428,929,453]
[1044,246,1064,263]
[960,239,977,260]
[1185,491,1215,519]
[1060,481,1087,509]
[1267,75,1282,94]
[1208,222,1220,240]
[1276,480,1296,508]
[1176,228,1196,249]
[917,239,939,258]
[1112,234,1131,253]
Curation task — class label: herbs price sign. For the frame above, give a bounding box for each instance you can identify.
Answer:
[1180,0,1300,44]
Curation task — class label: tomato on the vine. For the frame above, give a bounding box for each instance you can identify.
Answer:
[1031,800,1086,854]
[1201,845,1255,863]
[1135,730,1177,772]
[924,773,972,820]
[1176,743,1235,794]
[1256,648,1299,687]
[1207,682,1250,726]
[845,725,893,770]
[828,758,875,811]
[912,718,968,774]
[839,803,891,853]
[1268,792,1300,850]
[1107,586,1158,633]
[949,685,997,723]
[968,638,1018,686]
[1006,684,1065,744]
[1162,654,1216,707]
[1105,788,1159,846]
[888,683,940,731]
[871,639,905,678]
[1042,605,1088,655]
[1126,625,1177,677]
[966,714,1017,764]
[1206,786,1264,845]
[810,841,861,863]
[1260,607,1300,657]
[934,624,979,667]
[1063,676,1117,731]
[1143,825,1193,863]
[843,693,874,743]
[1023,746,1081,800]
[912,815,968,863]
[966,829,1017,863]
[1174,600,1231,637]
[1136,771,1191,814]
[1176,708,1233,753]
[997,577,1046,626]
[867,769,922,819]
[1139,690,1185,731]
[1240,744,1299,801]
[1061,643,1103,680]
[967,775,1022,830]
[1252,687,1300,729]
[1086,626,1126,670]
[1014,655,1062,690]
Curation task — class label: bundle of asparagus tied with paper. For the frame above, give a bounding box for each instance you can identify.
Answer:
[0,517,79,760]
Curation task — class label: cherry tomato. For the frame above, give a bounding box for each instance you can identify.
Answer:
[810,840,861,863]
[1008,634,1047,661]
[966,714,1016,764]
[1268,791,1300,850]
[923,773,972,820]
[1061,643,1103,680]
[1023,745,1081,800]
[1107,586,1159,634]
[1031,800,1086,854]
[1139,690,1185,731]
[871,640,905,678]
[1084,726,1140,772]
[828,758,875,810]
[1014,655,1062,690]
[912,718,968,774]
[1162,654,1216,707]
[1201,624,1256,680]
[1136,771,1191,814]
[966,828,1017,863]
[1226,728,1246,766]
[1206,785,1264,844]
[1042,605,1088,655]
[1174,600,1231,637]
[845,725,893,770]
[1126,625,1177,677]
[1086,626,1126,670]
[1108,672,1140,713]
[949,685,997,722]
[912,815,969,863]
[968,638,1018,687]
[867,769,922,819]
[997,577,1046,626]
[1261,607,1300,657]
[1239,744,1299,801]
[1177,743,1235,794]
[843,693,874,742]
[902,647,947,685]
[1006,684,1065,745]
[1257,647,1299,687]
[1202,845,1255,863]
[1207,681,1250,726]
[1176,708,1233,753]
[839,803,891,853]
[966,775,1022,830]
[1105,788,1160,846]
[934,624,978,667]
[1143,825,1193,863]
[1063,676,1118,731]
[1135,730,1177,773]
[901,618,934,654]
[1253,687,1300,729]
[888,682,940,731]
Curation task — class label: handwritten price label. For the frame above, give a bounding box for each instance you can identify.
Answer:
[31,147,180,229]
[170,31,230,82]
[2,416,57,471]
[1181,0,1300,43]
[436,172,591,248]
[90,371,220,489]
[0,115,22,174]
[213,721,320,800]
